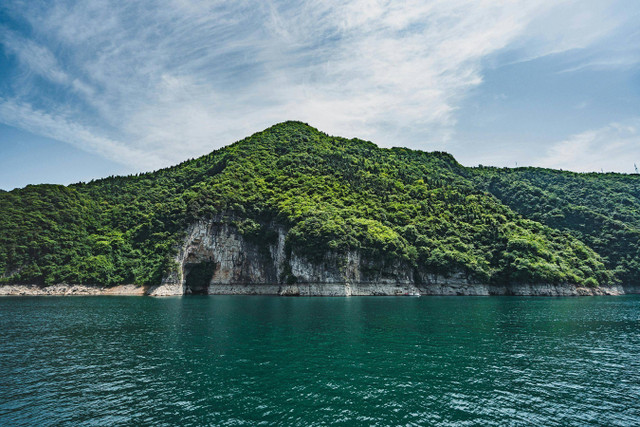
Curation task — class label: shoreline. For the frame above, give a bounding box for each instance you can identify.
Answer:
[0,282,638,296]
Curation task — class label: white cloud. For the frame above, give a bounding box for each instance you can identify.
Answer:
[538,119,640,173]
[0,0,637,171]
[0,98,160,169]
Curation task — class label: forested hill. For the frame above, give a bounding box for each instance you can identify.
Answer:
[1,121,639,289]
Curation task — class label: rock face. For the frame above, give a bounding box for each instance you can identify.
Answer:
[146,217,419,296]
[147,219,287,296]
[1,218,636,297]
[144,217,632,297]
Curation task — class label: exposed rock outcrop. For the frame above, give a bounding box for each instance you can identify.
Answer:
[0,284,144,296]
[2,218,636,297]
[146,217,632,296]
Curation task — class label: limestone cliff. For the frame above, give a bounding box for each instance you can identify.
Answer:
[148,218,417,296]
[1,216,634,296]
[142,217,630,297]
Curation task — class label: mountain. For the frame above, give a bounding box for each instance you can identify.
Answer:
[1,121,639,295]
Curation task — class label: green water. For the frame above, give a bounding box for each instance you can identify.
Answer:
[1,296,639,426]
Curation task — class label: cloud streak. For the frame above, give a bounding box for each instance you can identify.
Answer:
[0,98,160,169]
[0,0,638,171]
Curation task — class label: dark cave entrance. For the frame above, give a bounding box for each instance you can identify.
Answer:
[184,261,217,295]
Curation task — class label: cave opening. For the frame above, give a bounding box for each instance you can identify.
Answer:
[184,261,217,295]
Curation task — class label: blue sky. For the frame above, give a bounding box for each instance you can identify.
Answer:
[1,0,639,190]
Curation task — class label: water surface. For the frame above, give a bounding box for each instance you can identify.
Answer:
[1,296,639,425]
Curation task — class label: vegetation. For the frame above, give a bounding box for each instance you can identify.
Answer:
[475,167,640,286]
[1,121,637,288]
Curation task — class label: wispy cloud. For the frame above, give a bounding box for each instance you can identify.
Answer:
[557,55,640,74]
[0,0,637,171]
[0,29,69,86]
[538,119,640,173]
[0,98,159,169]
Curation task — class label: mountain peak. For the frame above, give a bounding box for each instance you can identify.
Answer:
[2,123,639,295]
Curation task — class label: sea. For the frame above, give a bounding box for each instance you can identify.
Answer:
[1,295,639,426]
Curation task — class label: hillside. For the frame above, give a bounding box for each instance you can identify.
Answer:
[1,121,638,295]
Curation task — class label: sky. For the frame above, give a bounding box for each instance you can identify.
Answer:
[1,0,639,190]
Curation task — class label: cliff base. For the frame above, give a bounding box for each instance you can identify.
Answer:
[0,282,634,296]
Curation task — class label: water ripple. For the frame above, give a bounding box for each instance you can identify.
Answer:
[0,295,639,425]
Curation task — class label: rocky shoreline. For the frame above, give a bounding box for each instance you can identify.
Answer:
[6,217,636,298]
[0,284,146,296]
[140,218,637,298]
[0,282,637,296]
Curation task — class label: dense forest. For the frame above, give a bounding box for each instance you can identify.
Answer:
[1,121,639,289]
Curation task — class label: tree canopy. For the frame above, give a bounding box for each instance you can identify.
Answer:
[2,121,637,288]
